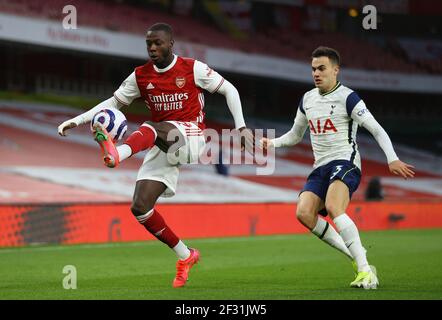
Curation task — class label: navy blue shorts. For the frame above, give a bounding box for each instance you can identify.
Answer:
[301,160,361,207]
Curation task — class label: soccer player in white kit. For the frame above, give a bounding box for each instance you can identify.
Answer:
[261,46,415,289]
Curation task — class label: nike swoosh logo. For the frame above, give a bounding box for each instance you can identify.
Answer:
[154,228,166,236]
[346,242,354,249]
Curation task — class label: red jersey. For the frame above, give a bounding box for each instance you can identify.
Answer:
[114,55,224,130]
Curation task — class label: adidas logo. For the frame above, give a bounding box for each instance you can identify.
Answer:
[146,83,155,89]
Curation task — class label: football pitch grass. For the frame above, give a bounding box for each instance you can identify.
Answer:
[0,229,441,300]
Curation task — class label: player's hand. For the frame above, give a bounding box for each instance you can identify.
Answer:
[238,127,255,154]
[259,137,274,150]
[58,120,77,136]
[388,160,415,179]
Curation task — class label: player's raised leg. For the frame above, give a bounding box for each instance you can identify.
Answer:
[131,179,199,288]
[326,180,379,289]
[94,121,184,168]
[93,123,121,168]
[93,122,158,168]
[297,191,354,261]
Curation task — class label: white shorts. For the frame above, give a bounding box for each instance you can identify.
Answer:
[136,121,205,197]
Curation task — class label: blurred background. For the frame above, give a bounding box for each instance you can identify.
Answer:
[0,0,441,247]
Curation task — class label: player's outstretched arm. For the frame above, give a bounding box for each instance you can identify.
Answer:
[57,120,78,136]
[261,109,308,150]
[195,61,256,152]
[58,71,140,137]
[58,96,124,136]
[216,79,257,152]
[360,117,415,179]
[216,79,246,130]
[388,159,415,179]
[194,61,246,130]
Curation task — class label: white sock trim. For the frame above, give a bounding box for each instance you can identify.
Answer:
[117,144,133,162]
[136,209,154,224]
[173,240,191,260]
[312,217,328,237]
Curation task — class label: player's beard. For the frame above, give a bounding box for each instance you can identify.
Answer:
[155,48,173,69]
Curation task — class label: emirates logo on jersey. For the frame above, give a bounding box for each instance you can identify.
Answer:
[147,92,189,112]
[175,77,186,88]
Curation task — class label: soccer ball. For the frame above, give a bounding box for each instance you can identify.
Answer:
[91,108,128,142]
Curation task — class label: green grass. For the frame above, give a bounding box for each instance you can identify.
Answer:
[0,229,441,300]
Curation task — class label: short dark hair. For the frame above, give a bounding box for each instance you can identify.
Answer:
[147,22,173,38]
[312,46,340,66]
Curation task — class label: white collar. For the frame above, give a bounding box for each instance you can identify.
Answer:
[153,54,177,73]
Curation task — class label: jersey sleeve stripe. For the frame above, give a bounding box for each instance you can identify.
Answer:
[113,92,129,106]
[349,142,357,164]
[348,119,353,143]
[299,95,305,114]
[198,92,204,109]
[346,91,361,116]
[211,78,225,93]
[348,119,357,164]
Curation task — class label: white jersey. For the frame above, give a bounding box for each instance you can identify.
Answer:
[294,82,374,170]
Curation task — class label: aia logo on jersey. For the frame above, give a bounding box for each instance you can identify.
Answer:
[176,77,186,88]
[309,118,337,134]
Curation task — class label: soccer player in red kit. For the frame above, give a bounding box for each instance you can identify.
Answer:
[58,23,252,287]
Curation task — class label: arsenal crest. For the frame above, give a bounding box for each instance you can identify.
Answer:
[175,77,186,88]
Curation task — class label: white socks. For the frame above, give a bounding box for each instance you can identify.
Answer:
[333,213,370,272]
[116,144,132,162]
[173,240,191,260]
[312,217,353,260]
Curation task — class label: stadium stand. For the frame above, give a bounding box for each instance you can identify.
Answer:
[0,0,440,74]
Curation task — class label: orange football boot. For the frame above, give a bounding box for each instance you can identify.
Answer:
[92,123,120,168]
[173,248,200,288]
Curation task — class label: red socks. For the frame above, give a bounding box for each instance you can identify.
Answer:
[124,123,157,155]
[139,209,179,248]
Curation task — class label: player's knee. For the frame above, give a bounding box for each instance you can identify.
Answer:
[296,206,315,226]
[324,202,341,217]
[131,198,154,217]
